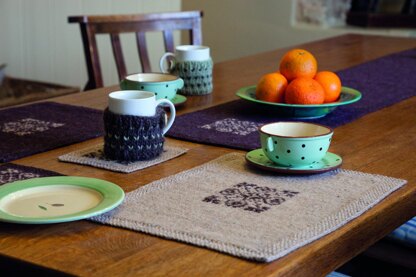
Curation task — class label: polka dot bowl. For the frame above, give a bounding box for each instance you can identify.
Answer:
[259,122,333,168]
[120,73,184,101]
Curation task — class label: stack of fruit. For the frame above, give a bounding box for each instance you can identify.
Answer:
[255,49,342,104]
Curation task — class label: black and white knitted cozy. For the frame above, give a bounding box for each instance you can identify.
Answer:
[103,107,166,162]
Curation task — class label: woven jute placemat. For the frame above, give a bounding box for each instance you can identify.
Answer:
[91,153,406,262]
[59,143,188,173]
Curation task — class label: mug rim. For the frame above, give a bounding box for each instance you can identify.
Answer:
[176,45,209,52]
[124,73,181,83]
[259,121,333,138]
[109,90,155,101]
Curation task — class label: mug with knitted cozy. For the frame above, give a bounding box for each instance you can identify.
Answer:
[104,90,175,162]
[159,45,213,96]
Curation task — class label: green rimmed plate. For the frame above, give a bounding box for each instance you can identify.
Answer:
[246,148,342,174]
[0,176,124,224]
[236,86,361,119]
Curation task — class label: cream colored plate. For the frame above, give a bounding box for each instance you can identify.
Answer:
[0,176,124,224]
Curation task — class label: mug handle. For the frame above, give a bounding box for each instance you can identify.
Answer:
[267,136,274,152]
[156,99,176,134]
[159,52,176,73]
[177,78,184,90]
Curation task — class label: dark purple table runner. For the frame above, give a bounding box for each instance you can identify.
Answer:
[167,48,416,150]
[0,102,103,162]
[0,163,62,185]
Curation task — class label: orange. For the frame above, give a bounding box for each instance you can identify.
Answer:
[255,72,288,103]
[314,71,342,103]
[284,77,325,104]
[279,49,318,81]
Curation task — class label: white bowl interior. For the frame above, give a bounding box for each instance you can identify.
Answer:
[261,122,331,137]
[126,73,177,83]
[109,90,154,100]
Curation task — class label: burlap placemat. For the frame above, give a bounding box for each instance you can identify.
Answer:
[91,153,407,262]
[58,143,188,173]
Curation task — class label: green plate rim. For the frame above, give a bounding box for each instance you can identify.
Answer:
[0,176,125,224]
[236,85,361,108]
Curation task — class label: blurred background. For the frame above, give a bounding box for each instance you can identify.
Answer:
[1,0,415,89]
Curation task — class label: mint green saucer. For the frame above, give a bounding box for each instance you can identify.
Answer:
[171,94,187,106]
[0,176,124,224]
[245,149,342,174]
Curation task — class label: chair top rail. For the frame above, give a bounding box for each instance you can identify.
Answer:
[68,11,203,24]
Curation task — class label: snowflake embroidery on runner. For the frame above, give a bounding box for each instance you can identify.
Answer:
[198,118,261,136]
[1,118,65,136]
[0,168,40,185]
[203,182,299,213]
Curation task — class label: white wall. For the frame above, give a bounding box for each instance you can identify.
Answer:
[182,0,416,63]
[182,0,338,63]
[1,0,415,89]
[0,0,181,88]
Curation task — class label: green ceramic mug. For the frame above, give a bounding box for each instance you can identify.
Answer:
[259,122,333,167]
[120,73,184,100]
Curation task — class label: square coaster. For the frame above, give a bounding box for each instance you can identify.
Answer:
[58,144,188,173]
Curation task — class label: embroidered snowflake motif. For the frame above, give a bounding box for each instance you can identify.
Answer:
[203,182,299,213]
[1,118,65,136]
[198,118,261,136]
[0,168,40,185]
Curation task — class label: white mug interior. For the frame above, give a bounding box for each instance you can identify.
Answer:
[260,122,332,138]
[175,45,210,62]
[108,90,157,117]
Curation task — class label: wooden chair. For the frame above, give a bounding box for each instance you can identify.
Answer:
[68,11,203,91]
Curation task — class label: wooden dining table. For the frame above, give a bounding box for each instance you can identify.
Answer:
[0,34,415,276]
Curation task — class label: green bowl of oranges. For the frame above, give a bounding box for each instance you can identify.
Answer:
[236,49,361,119]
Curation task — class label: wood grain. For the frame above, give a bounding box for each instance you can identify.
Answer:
[0,34,415,276]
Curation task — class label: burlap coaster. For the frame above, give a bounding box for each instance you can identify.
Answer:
[91,153,406,262]
[58,144,188,173]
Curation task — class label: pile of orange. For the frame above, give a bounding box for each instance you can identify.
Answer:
[255,49,341,104]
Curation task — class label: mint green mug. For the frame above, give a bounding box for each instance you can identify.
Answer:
[259,122,333,167]
[120,73,184,100]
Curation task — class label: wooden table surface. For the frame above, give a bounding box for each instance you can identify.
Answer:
[1,34,415,276]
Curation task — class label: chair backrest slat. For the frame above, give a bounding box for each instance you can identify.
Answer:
[80,24,103,89]
[135,32,151,73]
[69,11,203,91]
[163,30,175,54]
[110,33,127,81]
